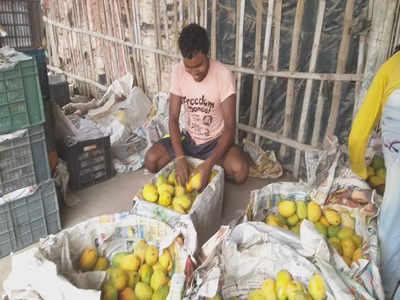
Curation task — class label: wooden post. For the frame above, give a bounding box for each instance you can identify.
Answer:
[279,0,305,159]
[272,0,282,74]
[211,0,217,59]
[311,80,326,147]
[293,0,326,178]
[255,0,274,146]
[153,0,162,92]
[326,0,355,137]
[235,0,245,143]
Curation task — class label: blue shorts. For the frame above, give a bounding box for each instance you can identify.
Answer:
[158,132,220,161]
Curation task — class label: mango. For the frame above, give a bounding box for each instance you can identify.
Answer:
[152,285,169,300]
[369,175,385,188]
[307,202,322,223]
[109,268,128,291]
[291,223,300,235]
[323,209,341,226]
[278,201,296,218]
[127,271,139,288]
[145,246,159,266]
[266,215,280,227]
[287,281,305,300]
[120,254,141,272]
[376,168,386,179]
[319,216,330,228]
[156,175,167,187]
[174,185,186,197]
[261,278,277,300]
[172,195,192,210]
[249,289,267,300]
[328,237,340,244]
[352,247,362,262]
[134,240,148,263]
[102,280,118,300]
[367,166,375,177]
[158,192,172,207]
[327,225,340,238]
[342,255,352,267]
[308,274,326,300]
[150,269,169,291]
[140,264,153,285]
[341,238,356,259]
[157,183,174,196]
[172,202,187,214]
[330,240,343,256]
[287,214,299,226]
[296,201,307,220]
[159,250,172,272]
[94,256,109,271]
[189,173,202,191]
[142,184,158,203]
[337,227,354,240]
[314,222,327,238]
[80,248,98,271]
[167,171,176,185]
[120,287,137,300]
[112,252,129,268]
[276,270,292,300]
[135,282,153,300]
[351,235,363,247]
[371,155,384,170]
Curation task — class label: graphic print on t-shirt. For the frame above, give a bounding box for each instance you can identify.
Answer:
[183,94,216,138]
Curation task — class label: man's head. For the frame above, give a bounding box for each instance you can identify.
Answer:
[178,23,210,82]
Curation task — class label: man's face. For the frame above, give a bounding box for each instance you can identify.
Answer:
[183,51,209,82]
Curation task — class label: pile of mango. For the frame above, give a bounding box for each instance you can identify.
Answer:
[367,155,386,195]
[266,200,364,267]
[79,239,174,300]
[141,168,218,214]
[207,271,326,300]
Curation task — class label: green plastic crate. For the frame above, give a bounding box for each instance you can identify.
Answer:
[0,53,45,134]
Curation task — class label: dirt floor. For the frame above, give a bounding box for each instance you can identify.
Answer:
[0,169,294,294]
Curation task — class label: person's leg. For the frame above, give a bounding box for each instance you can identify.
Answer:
[221,146,249,184]
[144,142,173,173]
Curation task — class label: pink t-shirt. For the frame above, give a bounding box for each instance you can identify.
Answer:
[170,59,236,145]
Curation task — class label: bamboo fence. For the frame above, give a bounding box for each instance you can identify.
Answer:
[43,0,400,178]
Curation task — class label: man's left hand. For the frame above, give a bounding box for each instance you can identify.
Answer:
[194,161,212,191]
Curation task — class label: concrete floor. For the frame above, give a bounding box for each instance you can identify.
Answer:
[0,169,293,294]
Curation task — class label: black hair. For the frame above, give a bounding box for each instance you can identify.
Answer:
[178,23,210,59]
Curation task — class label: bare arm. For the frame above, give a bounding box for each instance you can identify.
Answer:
[169,93,190,185]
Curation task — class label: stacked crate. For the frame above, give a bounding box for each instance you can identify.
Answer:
[0,50,61,258]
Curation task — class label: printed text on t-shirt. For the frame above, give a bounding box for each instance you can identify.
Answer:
[183,95,215,114]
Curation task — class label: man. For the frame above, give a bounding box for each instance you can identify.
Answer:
[145,23,248,190]
[348,47,400,299]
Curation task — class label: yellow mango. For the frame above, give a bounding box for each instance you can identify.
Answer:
[341,238,356,259]
[323,209,341,226]
[307,202,322,223]
[308,274,326,300]
[142,184,158,203]
[80,248,98,271]
[278,201,296,218]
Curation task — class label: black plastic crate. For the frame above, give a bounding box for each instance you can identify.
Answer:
[49,73,70,107]
[0,180,61,258]
[0,0,42,50]
[0,124,51,196]
[58,135,114,191]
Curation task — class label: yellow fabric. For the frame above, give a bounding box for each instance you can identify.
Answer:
[349,52,400,179]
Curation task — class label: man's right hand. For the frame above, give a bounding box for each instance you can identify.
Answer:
[175,157,190,186]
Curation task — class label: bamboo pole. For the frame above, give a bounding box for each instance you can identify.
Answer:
[132,0,147,94]
[115,0,129,75]
[235,0,245,143]
[174,0,179,54]
[153,0,162,92]
[293,0,326,178]
[311,80,326,147]
[195,0,199,24]
[204,0,208,30]
[326,0,355,137]
[272,0,282,74]
[247,0,264,142]
[279,0,305,159]
[255,0,274,145]
[83,0,96,87]
[211,0,217,59]
[238,123,318,152]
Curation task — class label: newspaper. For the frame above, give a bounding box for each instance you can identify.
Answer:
[131,157,225,254]
[3,213,190,300]
[243,182,384,300]
[186,222,355,300]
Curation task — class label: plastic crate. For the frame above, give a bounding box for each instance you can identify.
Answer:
[0,52,45,134]
[0,180,61,258]
[23,49,49,101]
[0,124,51,196]
[58,135,114,191]
[0,0,42,50]
[49,73,70,106]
